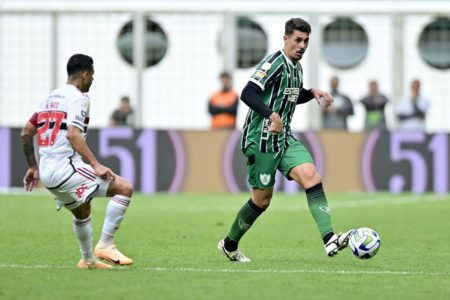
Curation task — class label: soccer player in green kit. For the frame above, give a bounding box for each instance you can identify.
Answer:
[218,18,353,262]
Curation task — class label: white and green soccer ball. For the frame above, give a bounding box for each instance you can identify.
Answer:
[349,227,381,259]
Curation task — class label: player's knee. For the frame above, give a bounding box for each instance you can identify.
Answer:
[259,199,271,209]
[253,196,271,209]
[121,181,133,198]
[71,203,91,219]
[302,171,322,189]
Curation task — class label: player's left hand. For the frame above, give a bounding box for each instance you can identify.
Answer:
[311,88,333,108]
[23,166,39,192]
[93,163,116,181]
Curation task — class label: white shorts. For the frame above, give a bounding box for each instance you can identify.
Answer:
[47,161,110,211]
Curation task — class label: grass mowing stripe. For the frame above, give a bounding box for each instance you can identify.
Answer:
[0,264,448,277]
[140,195,450,212]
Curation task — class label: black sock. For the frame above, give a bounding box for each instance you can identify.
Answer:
[322,232,335,244]
[225,199,265,247]
[224,236,238,252]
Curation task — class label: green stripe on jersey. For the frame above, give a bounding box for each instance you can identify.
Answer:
[241,50,303,153]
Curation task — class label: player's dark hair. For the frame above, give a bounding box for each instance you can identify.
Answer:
[67,54,93,76]
[285,18,311,36]
[219,71,231,79]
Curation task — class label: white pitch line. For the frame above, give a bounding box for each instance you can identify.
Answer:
[0,264,448,277]
[139,266,450,277]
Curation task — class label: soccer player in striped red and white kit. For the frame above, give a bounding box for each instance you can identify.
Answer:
[21,54,133,269]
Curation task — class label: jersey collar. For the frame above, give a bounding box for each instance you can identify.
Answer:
[281,49,296,68]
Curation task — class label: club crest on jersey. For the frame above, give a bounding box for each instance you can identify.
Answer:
[261,62,272,71]
[284,87,300,102]
[260,174,271,185]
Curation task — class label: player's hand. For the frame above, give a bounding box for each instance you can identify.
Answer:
[92,163,116,181]
[312,88,333,108]
[269,112,283,134]
[23,166,39,192]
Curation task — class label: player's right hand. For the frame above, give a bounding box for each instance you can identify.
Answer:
[269,112,283,134]
[93,163,116,181]
[23,166,39,192]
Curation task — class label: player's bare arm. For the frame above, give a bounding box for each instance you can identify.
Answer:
[66,125,115,180]
[311,88,334,108]
[20,121,39,191]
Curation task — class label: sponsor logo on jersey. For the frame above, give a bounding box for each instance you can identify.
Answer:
[262,119,270,135]
[260,173,271,185]
[284,87,300,102]
[75,184,88,198]
[254,70,267,80]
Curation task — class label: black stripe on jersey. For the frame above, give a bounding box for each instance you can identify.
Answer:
[280,67,297,150]
[284,104,294,143]
[299,64,304,90]
[281,56,291,76]
[261,75,282,153]
[273,95,290,152]
[284,104,295,149]
[260,52,283,89]
[38,121,69,130]
[260,119,268,153]
[277,95,289,127]
[48,121,68,130]
[268,50,282,63]
[241,110,254,150]
[268,78,282,111]
[264,64,284,89]
[293,65,299,86]
[273,133,279,153]
[274,66,293,152]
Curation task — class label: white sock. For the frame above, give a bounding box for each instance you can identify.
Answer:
[72,215,94,261]
[98,195,130,248]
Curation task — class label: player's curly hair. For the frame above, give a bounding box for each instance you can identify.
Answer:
[67,54,93,76]
[285,18,311,36]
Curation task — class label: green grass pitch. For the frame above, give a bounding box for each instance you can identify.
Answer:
[0,192,449,299]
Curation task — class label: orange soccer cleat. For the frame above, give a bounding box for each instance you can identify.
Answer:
[94,244,134,265]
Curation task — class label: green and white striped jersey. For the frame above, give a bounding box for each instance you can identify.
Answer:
[241,50,304,153]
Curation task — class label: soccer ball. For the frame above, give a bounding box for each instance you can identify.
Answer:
[348,227,381,259]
